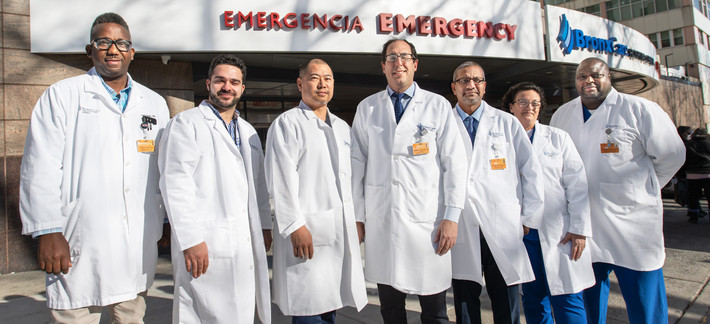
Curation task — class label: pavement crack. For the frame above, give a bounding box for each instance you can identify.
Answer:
[675,273,710,324]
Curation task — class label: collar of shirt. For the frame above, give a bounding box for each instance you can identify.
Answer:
[205,102,242,151]
[386,83,416,109]
[206,102,240,127]
[99,75,133,112]
[527,126,536,143]
[455,102,485,122]
[298,100,333,127]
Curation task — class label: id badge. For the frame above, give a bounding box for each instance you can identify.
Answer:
[490,158,506,170]
[137,140,155,153]
[600,143,619,154]
[412,142,429,155]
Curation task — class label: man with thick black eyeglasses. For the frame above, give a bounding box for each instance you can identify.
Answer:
[448,61,544,324]
[19,12,169,323]
[551,57,685,324]
[351,39,467,324]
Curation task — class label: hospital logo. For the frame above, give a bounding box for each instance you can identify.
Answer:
[555,14,654,65]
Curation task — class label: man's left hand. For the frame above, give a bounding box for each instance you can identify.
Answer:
[434,220,457,255]
[560,232,586,261]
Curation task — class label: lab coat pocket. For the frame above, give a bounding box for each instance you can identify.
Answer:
[407,187,438,223]
[204,220,235,259]
[305,209,336,247]
[365,184,387,222]
[599,182,634,214]
[61,198,83,262]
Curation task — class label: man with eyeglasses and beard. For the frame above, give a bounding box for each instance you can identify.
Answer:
[158,54,271,323]
[550,57,685,324]
[351,39,467,323]
[448,61,544,324]
[19,12,170,323]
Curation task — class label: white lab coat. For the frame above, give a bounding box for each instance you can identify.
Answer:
[351,83,467,295]
[451,102,544,286]
[158,101,271,324]
[530,122,595,295]
[265,103,367,316]
[550,88,685,271]
[19,68,169,309]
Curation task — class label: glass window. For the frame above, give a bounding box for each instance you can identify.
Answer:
[656,0,668,11]
[673,28,684,45]
[607,0,619,7]
[669,0,682,9]
[632,2,644,17]
[621,5,633,19]
[607,8,621,21]
[648,33,658,48]
[644,0,656,14]
[700,30,705,45]
[660,30,671,47]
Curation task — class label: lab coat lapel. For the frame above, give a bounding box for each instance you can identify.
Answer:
[198,102,242,158]
[83,68,123,114]
[453,110,473,162]
[531,121,549,153]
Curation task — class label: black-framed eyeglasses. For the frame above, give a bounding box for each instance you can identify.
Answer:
[576,73,605,81]
[385,54,416,62]
[91,38,132,52]
[515,99,541,108]
[453,77,486,85]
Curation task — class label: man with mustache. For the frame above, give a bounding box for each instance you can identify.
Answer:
[158,54,271,323]
[351,39,467,323]
[448,61,544,324]
[550,57,685,324]
[19,12,169,323]
[265,58,367,323]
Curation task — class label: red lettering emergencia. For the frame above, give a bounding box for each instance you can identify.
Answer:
[284,13,297,28]
[330,15,343,31]
[378,13,394,33]
[432,17,448,36]
[270,12,282,29]
[224,11,234,28]
[417,16,432,35]
[300,13,310,29]
[237,11,252,27]
[448,19,463,36]
[351,16,363,32]
[464,20,477,37]
[256,12,267,28]
[314,14,328,29]
[395,14,417,34]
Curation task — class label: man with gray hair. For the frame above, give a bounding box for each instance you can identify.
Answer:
[449,61,544,324]
[20,12,169,323]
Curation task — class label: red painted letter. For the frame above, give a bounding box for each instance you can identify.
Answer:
[301,13,311,29]
[478,21,494,38]
[379,13,394,33]
[313,14,328,29]
[224,11,234,28]
[256,12,267,28]
[237,11,253,28]
[351,16,364,32]
[464,20,477,37]
[395,14,417,34]
[493,23,506,40]
[448,19,463,36]
[505,24,517,40]
[330,15,343,31]
[270,12,282,29]
[284,13,297,28]
[432,17,448,36]
[417,16,432,35]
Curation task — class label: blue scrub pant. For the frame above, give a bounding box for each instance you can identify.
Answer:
[292,311,336,324]
[583,262,668,324]
[521,238,586,324]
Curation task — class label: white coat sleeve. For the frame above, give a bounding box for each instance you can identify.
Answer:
[437,102,467,212]
[514,123,544,229]
[251,135,273,230]
[20,85,68,234]
[641,103,685,186]
[560,131,592,237]
[350,104,369,223]
[158,115,204,251]
[264,117,306,238]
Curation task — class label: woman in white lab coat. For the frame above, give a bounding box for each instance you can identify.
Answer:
[159,101,271,324]
[504,82,594,324]
[265,101,367,318]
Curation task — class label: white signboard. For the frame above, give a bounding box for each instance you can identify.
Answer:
[31,0,545,60]
[545,5,658,79]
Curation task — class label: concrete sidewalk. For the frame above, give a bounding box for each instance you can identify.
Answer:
[1,199,710,323]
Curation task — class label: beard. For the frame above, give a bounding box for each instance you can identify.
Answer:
[208,90,239,110]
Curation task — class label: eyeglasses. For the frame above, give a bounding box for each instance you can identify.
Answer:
[453,77,486,85]
[515,99,542,108]
[385,54,416,62]
[91,38,132,52]
[576,73,606,81]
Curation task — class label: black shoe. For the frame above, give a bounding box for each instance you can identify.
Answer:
[689,217,699,224]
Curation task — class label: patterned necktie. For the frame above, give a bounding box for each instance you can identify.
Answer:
[392,92,405,123]
[463,116,478,146]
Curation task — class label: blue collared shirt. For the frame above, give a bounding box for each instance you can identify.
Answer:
[455,102,484,124]
[207,102,241,151]
[386,83,416,113]
[99,76,133,112]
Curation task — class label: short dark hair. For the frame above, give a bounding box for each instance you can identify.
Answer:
[381,39,417,63]
[452,61,484,81]
[90,13,131,41]
[208,54,247,81]
[298,58,330,78]
[502,82,546,113]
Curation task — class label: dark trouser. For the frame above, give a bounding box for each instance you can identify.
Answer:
[292,311,336,324]
[687,178,710,220]
[452,234,520,324]
[377,284,448,324]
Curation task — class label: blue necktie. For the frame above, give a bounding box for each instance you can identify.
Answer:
[583,105,592,123]
[463,116,478,146]
[392,92,405,123]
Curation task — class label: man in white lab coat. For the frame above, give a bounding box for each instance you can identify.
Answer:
[550,57,685,324]
[158,54,271,323]
[19,13,169,323]
[448,61,544,324]
[265,59,367,323]
[351,39,467,324]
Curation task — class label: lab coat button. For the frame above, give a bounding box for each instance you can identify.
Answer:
[249,265,254,270]
[393,180,399,186]
[125,188,130,193]
[340,173,346,178]
[393,156,399,161]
